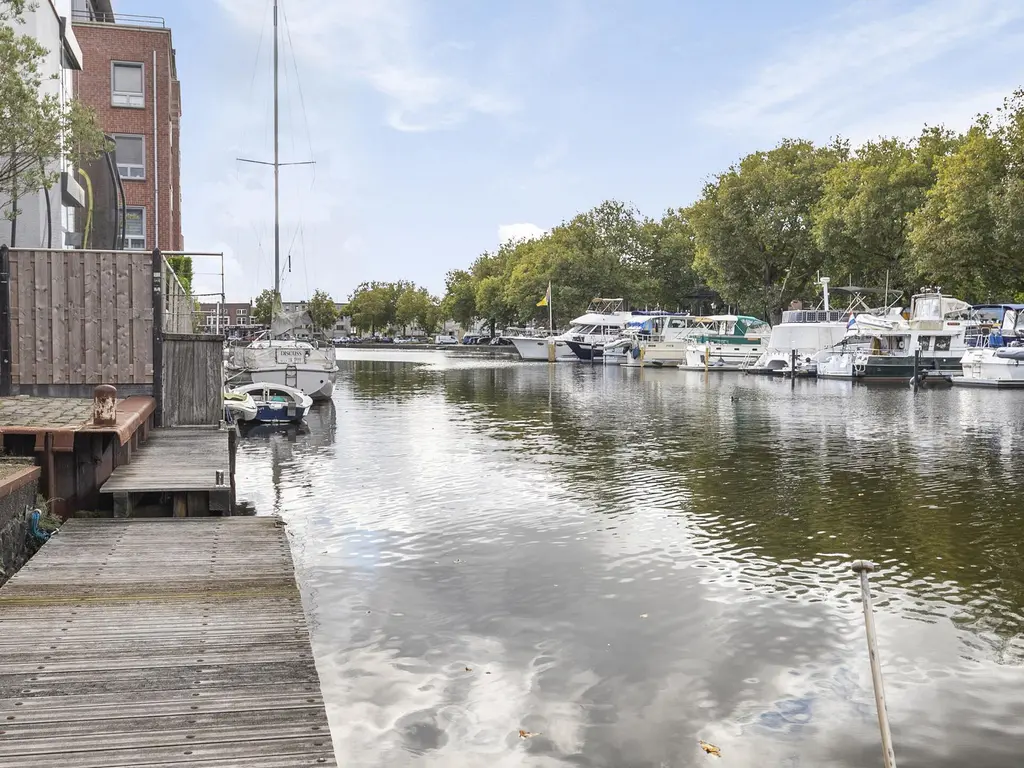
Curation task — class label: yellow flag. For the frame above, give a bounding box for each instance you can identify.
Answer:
[536,282,551,307]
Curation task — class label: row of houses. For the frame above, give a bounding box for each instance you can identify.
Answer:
[0,1,182,252]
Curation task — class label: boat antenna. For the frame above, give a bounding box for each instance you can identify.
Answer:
[236,0,315,336]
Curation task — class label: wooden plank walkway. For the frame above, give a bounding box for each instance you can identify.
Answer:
[0,518,337,767]
[102,427,230,494]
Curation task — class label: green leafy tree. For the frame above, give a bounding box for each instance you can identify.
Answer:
[307,289,339,335]
[690,139,849,320]
[0,0,107,220]
[252,289,281,325]
[166,255,193,295]
[395,286,441,335]
[813,129,960,298]
[908,120,1016,301]
[440,269,476,328]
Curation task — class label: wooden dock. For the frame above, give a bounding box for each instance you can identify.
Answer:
[102,427,233,516]
[0,518,337,767]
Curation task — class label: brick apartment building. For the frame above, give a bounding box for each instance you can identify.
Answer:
[71,1,182,251]
[198,302,254,332]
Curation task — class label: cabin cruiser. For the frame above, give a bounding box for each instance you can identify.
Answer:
[748,278,900,376]
[678,316,771,370]
[816,290,971,381]
[610,314,718,367]
[954,304,1024,388]
[507,330,574,361]
[509,299,666,362]
[224,306,337,399]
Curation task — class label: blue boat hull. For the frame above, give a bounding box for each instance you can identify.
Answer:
[254,403,309,423]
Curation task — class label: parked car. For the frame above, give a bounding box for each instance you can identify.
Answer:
[436,334,458,345]
[490,336,513,346]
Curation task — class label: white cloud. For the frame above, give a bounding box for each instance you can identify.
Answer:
[705,0,1024,141]
[498,223,546,244]
[215,0,516,132]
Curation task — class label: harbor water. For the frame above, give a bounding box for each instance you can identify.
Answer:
[236,350,1024,767]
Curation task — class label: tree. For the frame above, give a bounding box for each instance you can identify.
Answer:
[908,120,1016,301]
[0,0,107,220]
[440,269,476,328]
[690,139,849,320]
[395,286,441,334]
[166,255,193,295]
[813,129,960,298]
[307,289,339,335]
[252,289,281,325]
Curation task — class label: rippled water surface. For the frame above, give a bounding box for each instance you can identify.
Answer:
[236,350,1024,767]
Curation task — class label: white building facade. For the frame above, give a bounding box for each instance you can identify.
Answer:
[0,0,95,249]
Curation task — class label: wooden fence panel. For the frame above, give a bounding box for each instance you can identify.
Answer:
[7,250,155,392]
[162,334,223,426]
[4,249,216,396]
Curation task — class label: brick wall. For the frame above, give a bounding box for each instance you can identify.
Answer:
[72,22,182,251]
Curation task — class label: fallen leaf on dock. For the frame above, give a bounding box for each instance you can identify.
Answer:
[519,729,538,739]
[465,666,472,672]
[699,741,721,757]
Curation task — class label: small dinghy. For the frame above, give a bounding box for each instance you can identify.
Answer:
[230,382,313,424]
[224,391,257,423]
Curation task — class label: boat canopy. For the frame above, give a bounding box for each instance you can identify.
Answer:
[910,293,970,321]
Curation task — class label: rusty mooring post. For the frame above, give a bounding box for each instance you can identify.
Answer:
[93,384,117,426]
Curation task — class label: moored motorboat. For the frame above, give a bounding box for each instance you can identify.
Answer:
[678,316,770,371]
[953,304,1024,388]
[748,278,900,376]
[230,382,313,423]
[225,335,337,400]
[224,391,257,423]
[816,290,972,381]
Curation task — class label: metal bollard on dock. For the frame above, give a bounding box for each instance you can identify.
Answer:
[852,559,898,768]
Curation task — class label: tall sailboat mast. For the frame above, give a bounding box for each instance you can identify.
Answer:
[273,0,280,301]
[236,0,314,330]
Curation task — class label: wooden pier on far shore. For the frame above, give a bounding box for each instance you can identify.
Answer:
[0,517,337,767]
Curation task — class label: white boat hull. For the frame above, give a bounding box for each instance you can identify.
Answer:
[508,337,570,361]
[955,347,1024,387]
[226,342,337,400]
[250,367,336,400]
[680,341,765,371]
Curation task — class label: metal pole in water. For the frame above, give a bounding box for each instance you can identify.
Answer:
[791,348,797,387]
[852,560,898,768]
[912,349,919,391]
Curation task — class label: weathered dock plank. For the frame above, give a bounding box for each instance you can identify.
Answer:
[0,518,337,767]
[102,427,229,494]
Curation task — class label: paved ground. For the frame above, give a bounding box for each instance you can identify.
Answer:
[0,397,95,428]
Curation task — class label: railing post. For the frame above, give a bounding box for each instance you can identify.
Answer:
[0,245,11,396]
[152,248,164,426]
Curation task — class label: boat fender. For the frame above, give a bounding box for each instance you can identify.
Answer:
[631,346,641,360]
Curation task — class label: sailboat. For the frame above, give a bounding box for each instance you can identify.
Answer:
[224,0,338,400]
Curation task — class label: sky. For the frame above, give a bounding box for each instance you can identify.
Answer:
[116,0,1024,302]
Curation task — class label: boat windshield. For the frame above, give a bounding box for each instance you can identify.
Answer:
[912,295,942,321]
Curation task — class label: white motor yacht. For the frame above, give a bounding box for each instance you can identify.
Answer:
[816,290,972,381]
[748,278,898,376]
[954,304,1024,388]
[678,316,771,371]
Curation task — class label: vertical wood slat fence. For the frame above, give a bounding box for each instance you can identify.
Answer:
[161,334,224,426]
[0,247,210,405]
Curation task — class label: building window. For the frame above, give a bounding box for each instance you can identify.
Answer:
[112,62,144,108]
[124,206,146,249]
[237,308,247,317]
[113,134,145,179]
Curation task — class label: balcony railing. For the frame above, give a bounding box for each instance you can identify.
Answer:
[71,10,166,28]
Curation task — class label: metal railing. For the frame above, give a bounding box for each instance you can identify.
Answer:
[71,9,166,27]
